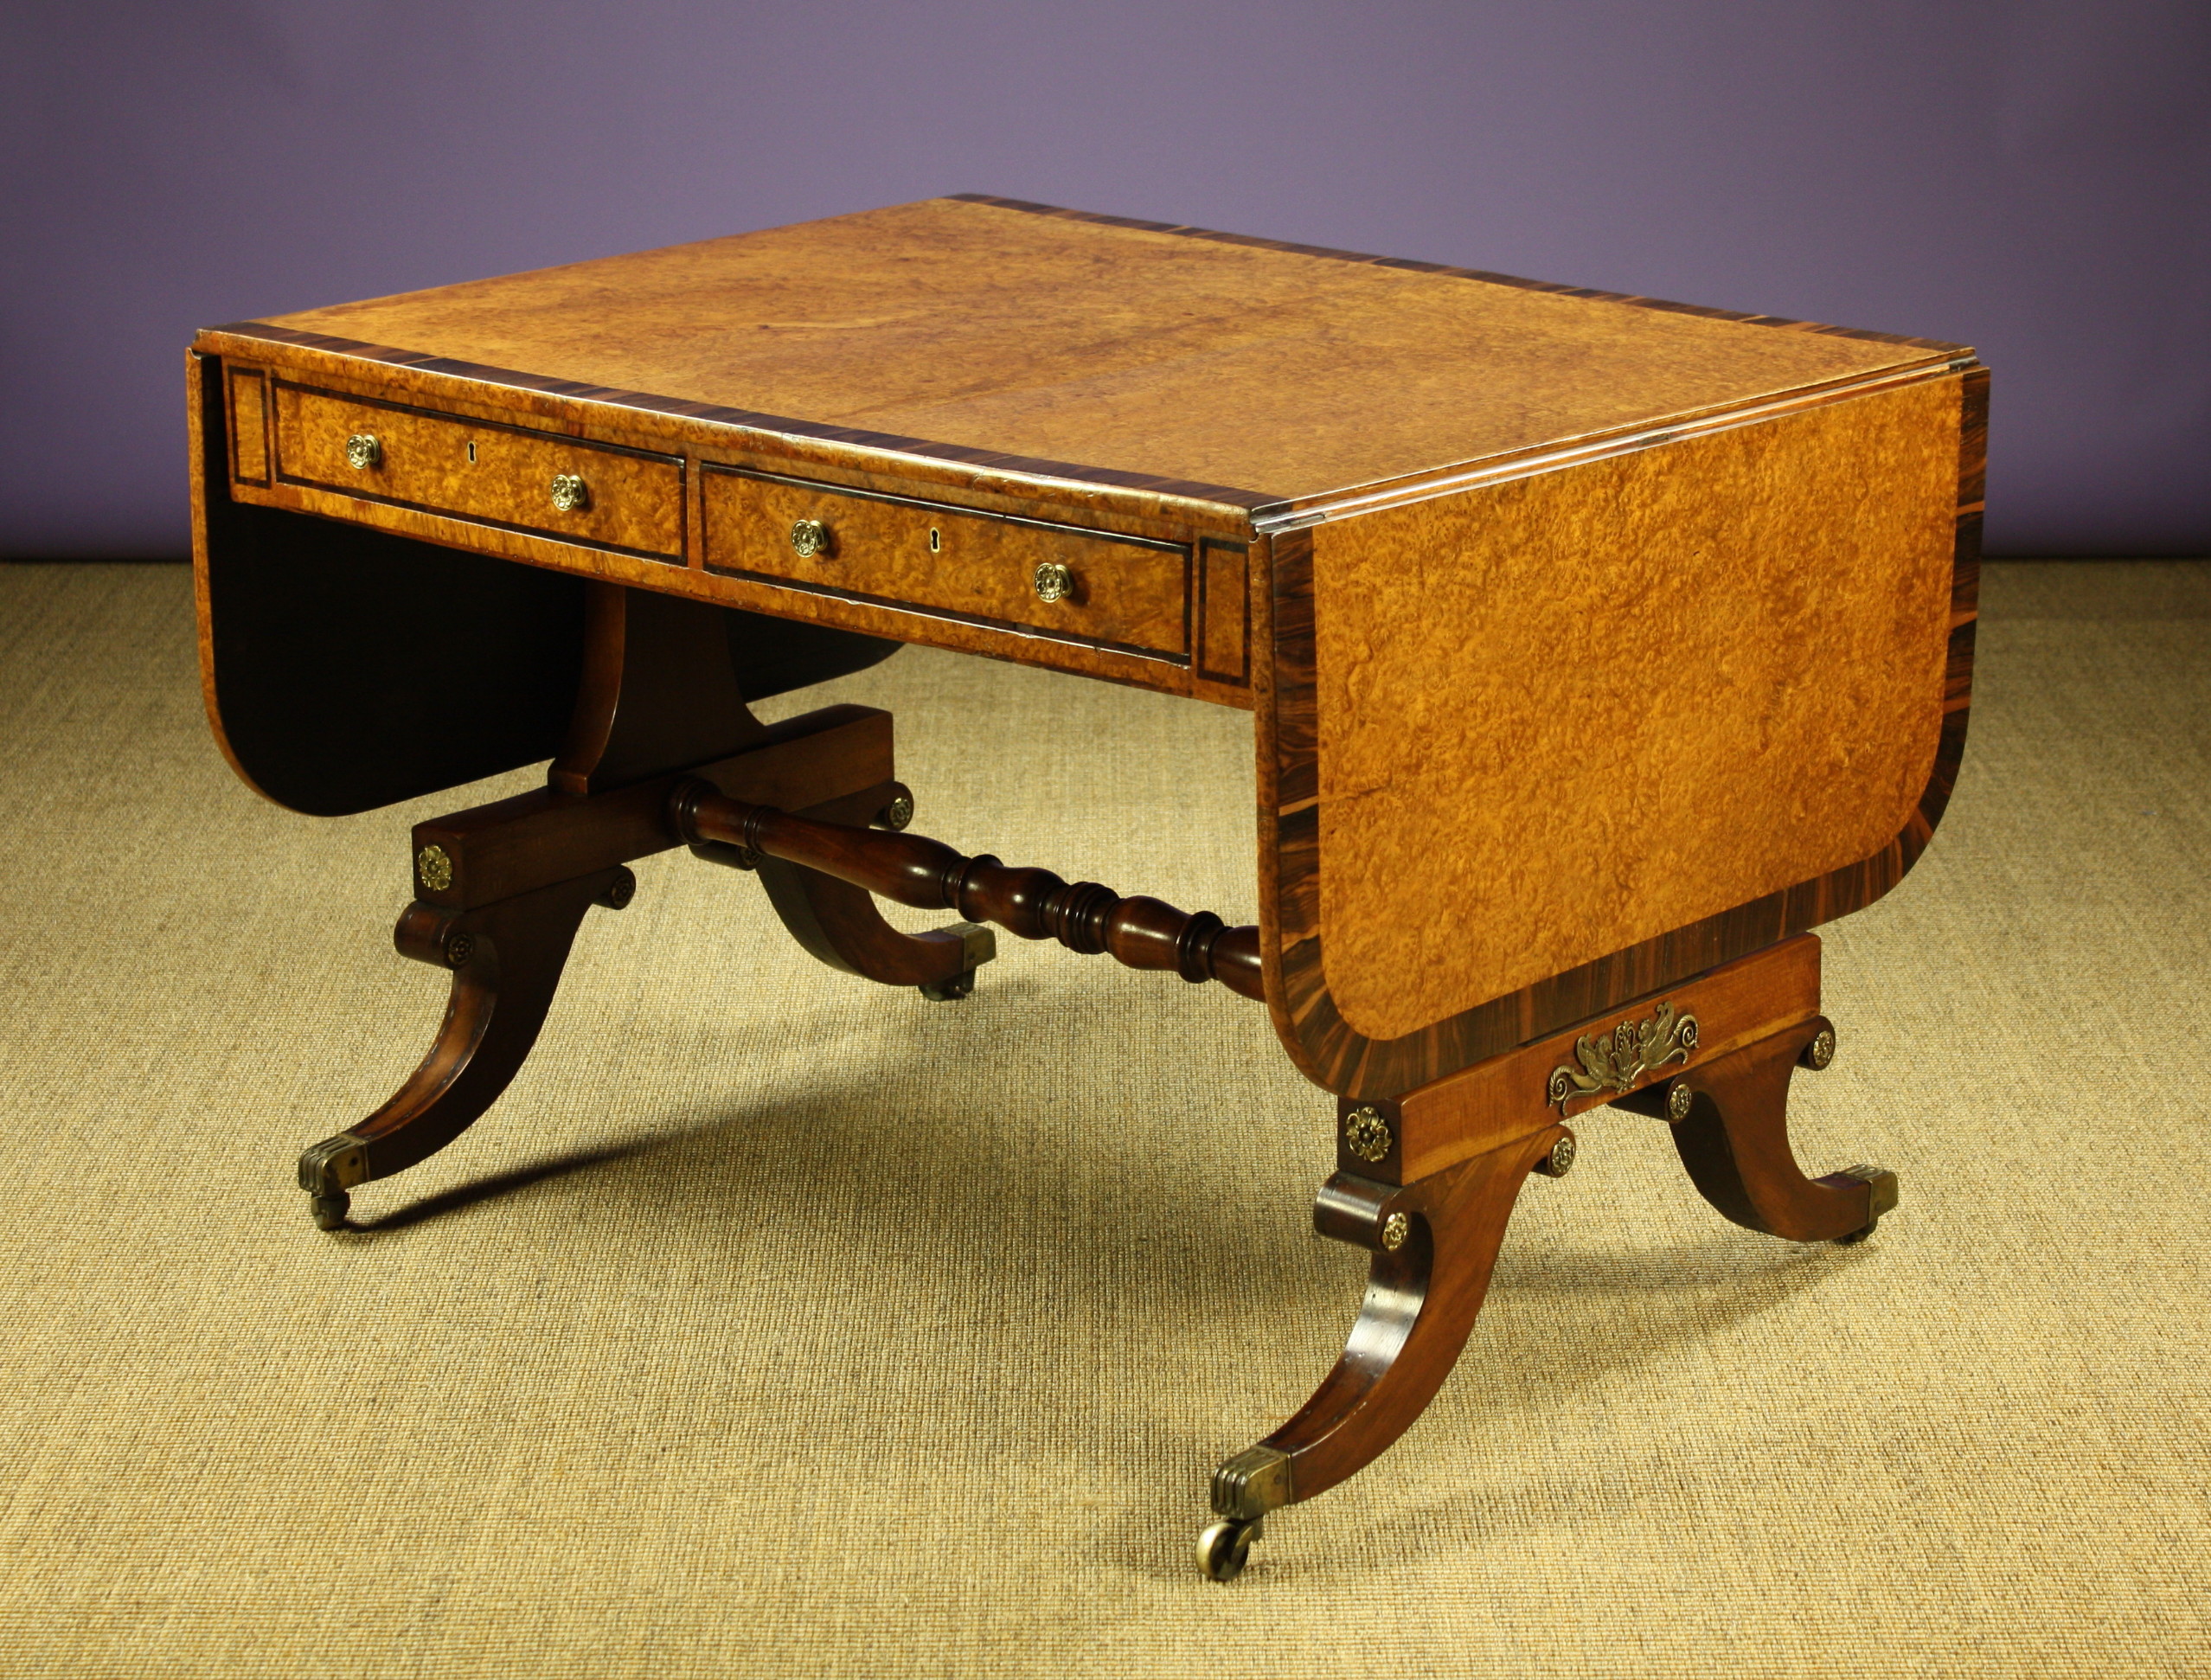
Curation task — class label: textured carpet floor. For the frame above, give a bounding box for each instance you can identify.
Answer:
[0,561,2205,1678]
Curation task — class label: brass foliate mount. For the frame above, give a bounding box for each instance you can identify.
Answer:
[1548,1000,1699,1112]
[416,843,454,893]
[1342,1106,1393,1164]
[1379,1210,1410,1251]
[345,433,381,470]
[548,473,589,513]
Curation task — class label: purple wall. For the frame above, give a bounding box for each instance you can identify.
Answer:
[4,0,2206,557]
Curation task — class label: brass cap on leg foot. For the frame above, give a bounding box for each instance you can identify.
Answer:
[1202,1447,1285,1576]
[1210,1444,1291,1520]
[918,921,996,1001]
[1826,1163,1898,1244]
[300,1132,371,1232]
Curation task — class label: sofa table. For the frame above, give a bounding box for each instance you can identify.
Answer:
[188,195,1982,1579]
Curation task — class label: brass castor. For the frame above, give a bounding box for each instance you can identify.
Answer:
[309,1191,350,1231]
[918,969,977,1002]
[1196,1516,1262,1581]
[1836,1215,1880,1246]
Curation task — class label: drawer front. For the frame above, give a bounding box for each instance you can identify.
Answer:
[702,467,1189,661]
[272,382,685,562]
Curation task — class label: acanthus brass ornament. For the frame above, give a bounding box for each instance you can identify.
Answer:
[1380,1211,1409,1251]
[1343,1106,1392,1164]
[548,473,589,513]
[790,517,830,559]
[1548,1000,1698,1111]
[1033,561,1074,603]
[415,843,453,893]
[345,433,381,470]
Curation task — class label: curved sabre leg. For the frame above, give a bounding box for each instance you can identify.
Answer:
[1630,1015,1897,1246]
[754,859,992,997]
[296,866,629,1229]
[700,782,995,999]
[1199,1123,1572,1581]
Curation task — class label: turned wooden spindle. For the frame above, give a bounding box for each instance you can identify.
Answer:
[671,780,1267,1001]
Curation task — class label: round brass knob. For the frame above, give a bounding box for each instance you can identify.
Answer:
[345,433,381,470]
[790,518,830,559]
[1033,561,1074,604]
[548,473,588,513]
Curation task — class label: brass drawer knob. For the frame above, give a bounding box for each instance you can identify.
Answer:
[1033,561,1074,604]
[548,473,589,513]
[344,433,381,470]
[790,518,830,559]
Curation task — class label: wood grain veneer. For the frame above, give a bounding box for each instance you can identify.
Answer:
[202,326,1253,707]
[1198,542,1251,684]
[198,195,1968,716]
[250,196,1951,511]
[1313,375,1959,1040]
[1255,367,1987,1098]
[273,381,686,564]
[227,364,269,486]
[191,197,1983,1099]
[701,466,1191,663]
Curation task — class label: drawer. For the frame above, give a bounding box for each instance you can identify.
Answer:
[271,382,685,563]
[702,466,1189,661]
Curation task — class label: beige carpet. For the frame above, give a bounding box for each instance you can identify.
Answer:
[0,561,2205,1677]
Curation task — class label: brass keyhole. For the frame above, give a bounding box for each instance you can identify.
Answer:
[466,440,477,464]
